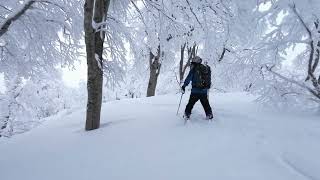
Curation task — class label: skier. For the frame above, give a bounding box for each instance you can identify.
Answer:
[181,56,213,120]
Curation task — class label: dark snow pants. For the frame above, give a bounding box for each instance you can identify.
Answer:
[185,93,212,116]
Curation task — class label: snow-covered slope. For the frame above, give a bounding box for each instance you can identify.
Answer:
[0,92,319,180]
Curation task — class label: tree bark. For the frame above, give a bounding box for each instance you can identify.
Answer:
[291,5,320,94]
[179,43,186,84]
[179,43,197,83]
[84,0,110,131]
[147,46,161,97]
[0,76,22,137]
[304,20,320,94]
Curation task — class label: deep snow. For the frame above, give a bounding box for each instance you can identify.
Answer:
[0,92,319,180]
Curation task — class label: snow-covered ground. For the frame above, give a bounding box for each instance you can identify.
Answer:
[0,92,319,180]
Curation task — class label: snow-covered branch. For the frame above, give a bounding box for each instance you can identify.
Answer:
[0,0,35,37]
[266,65,320,100]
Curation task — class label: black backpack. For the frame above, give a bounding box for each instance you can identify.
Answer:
[193,64,211,89]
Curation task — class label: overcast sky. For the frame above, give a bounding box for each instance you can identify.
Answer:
[62,59,87,88]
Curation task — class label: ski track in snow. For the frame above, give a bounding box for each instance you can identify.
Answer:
[280,157,318,180]
[0,92,319,180]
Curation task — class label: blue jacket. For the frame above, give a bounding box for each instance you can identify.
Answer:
[183,66,209,94]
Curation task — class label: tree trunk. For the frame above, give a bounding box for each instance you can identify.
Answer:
[179,43,186,84]
[147,46,161,97]
[84,0,110,131]
[179,43,197,83]
[0,76,21,137]
[310,20,320,93]
[304,20,320,96]
[291,6,320,97]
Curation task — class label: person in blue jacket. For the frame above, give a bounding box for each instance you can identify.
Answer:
[181,56,213,120]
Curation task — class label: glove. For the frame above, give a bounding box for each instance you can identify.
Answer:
[181,86,186,94]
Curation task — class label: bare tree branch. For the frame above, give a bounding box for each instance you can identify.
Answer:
[0,5,12,12]
[185,0,204,30]
[218,47,231,62]
[130,0,149,36]
[290,3,320,90]
[0,0,35,37]
[290,4,312,38]
[0,0,69,38]
[266,65,320,99]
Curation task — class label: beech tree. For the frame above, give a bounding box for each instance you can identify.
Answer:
[84,0,110,130]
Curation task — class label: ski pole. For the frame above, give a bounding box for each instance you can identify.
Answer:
[176,93,184,115]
